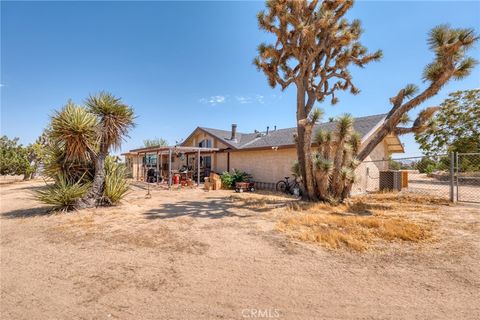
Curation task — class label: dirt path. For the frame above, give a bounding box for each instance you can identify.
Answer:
[1,180,479,319]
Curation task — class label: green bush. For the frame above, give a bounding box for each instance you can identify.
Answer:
[220,170,252,189]
[424,164,436,174]
[103,156,129,205]
[416,157,437,173]
[36,175,91,211]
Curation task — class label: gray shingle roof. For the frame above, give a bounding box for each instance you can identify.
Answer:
[200,113,386,150]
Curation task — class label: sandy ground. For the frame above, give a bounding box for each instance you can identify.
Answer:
[1,180,479,320]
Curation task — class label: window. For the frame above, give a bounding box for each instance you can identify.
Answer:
[201,156,212,169]
[198,139,212,148]
[143,154,157,167]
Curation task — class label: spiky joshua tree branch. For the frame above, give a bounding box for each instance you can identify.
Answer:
[357,25,478,160]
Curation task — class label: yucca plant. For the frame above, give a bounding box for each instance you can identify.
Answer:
[78,92,135,208]
[103,156,129,205]
[37,174,91,211]
[37,92,135,211]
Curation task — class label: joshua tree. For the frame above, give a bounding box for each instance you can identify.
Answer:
[254,0,381,200]
[38,92,134,210]
[255,0,478,202]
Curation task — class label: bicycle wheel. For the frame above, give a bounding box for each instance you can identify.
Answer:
[276,180,288,193]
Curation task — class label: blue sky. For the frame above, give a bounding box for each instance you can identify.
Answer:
[1,1,479,157]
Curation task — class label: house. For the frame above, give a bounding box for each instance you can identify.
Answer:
[123,113,404,194]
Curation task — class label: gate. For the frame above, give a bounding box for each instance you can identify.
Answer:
[455,153,480,203]
[357,152,480,203]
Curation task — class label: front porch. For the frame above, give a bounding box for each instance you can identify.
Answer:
[124,146,220,187]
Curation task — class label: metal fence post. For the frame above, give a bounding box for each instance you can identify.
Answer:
[449,152,455,203]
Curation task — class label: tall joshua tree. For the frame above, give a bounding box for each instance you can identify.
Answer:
[255,0,478,202]
[254,0,382,200]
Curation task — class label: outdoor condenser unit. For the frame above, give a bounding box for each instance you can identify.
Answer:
[379,171,403,191]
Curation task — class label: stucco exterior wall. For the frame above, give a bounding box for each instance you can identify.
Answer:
[229,148,298,183]
[214,152,228,173]
[351,140,389,195]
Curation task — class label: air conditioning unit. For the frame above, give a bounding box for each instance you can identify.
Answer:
[379,171,403,191]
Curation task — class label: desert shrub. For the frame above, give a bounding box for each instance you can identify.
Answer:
[220,169,252,189]
[37,175,91,211]
[424,164,436,174]
[103,156,129,204]
[416,157,437,173]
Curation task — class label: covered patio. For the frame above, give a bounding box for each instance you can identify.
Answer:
[125,145,220,187]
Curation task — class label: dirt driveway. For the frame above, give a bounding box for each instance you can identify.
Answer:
[1,180,479,319]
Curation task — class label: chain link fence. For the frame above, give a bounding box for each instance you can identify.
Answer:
[456,153,480,203]
[353,153,480,203]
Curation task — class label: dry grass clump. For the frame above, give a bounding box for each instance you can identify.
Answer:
[355,192,450,206]
[277,192,444,251]
[277,212,431,251]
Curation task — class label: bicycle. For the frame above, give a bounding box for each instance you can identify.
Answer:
[276,176,300,195]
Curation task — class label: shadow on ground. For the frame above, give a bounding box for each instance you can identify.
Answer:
[144,196,280,220]
[1,206,54,219]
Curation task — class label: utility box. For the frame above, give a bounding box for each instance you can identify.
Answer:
[401,171,409,188]
[379,171,403,191]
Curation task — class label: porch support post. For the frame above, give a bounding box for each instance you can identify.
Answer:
[156,151,160,185]
[197,149,201,185]
[160,152,163,182]
[144,152,147,182]
[168,148,172,187]
[136,155,140,181]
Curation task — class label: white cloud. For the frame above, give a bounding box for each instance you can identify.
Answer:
[235,96,252,104]
[255,94,265,104]
[199,93,273,106]
[199,95,227,106]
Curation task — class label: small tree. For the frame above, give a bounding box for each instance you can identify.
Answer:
[415,89,480,155]
[143,138,168,148]
[0,136,30,177]
[255,0,478,202]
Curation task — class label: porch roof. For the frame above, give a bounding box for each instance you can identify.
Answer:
[124,145,220,155]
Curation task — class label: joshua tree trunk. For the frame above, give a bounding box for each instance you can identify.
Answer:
[77,143,107,209]
[296,82,317,201]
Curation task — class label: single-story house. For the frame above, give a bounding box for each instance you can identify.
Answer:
[123,113,404,194]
